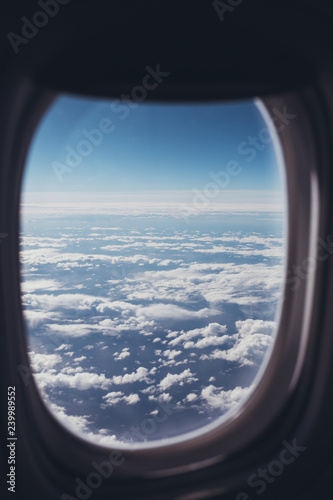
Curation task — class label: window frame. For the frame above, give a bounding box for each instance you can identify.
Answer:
[3,83,324,486]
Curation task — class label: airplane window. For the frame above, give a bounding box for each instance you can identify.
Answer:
[19,95,286,447]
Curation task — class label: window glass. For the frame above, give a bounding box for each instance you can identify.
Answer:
[20,96,286,447]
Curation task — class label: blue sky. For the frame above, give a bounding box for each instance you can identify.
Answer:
[22,95,283,200]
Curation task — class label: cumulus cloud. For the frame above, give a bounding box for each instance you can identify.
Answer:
[21,247,164,269]
[49,403,92,433]
[21,279,63,293]
[114,348,130,361]
[200,384,253,411]
[23,293,102,312]
[46,323,96,338]
[201,319,275,366]
[137,304,218,321]
[236,319,276,336]
[43,316,145,338]
[111,367,151,385]
[21,206,284,444]
[121,259,283,307]
[159,369,198,390]
[49,402,118,446]
[163,350,182,360]
[29,351,62,372]
[184,393,198,403]
[55,344,72,351]
[184,335,229,349]
[73,356,87,362]
[23,310,59,329]
[102,391,140,407]
[34,371,113,391]
[61,366,84,375]
[168,323,228,348]
[149,392,173,403]
[20,236,70,248]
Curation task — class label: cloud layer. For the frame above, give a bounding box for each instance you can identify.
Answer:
[21,209,285,444]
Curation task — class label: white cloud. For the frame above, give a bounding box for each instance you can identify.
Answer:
[200,384,253,411]
[22,209,284,446]
[61,366,84,374]
[236,319,276,336]
[55,344,72,351]
[20,194,284,218]
[184,335,229,349]
[184,393,198,403]
[168,323,227,347]
[34,371,113,391]
[125,393,140,405]
[23,310,59,329]
[44,316,138,338]
[20,236,70,248]
[102,391,140,407]
[157,259,184,266]
[21,279,63,293]
[121,258,283,308]
[73,356,87,362]
[49,403,91,433]
[23,293,102,312]
[137,304,218,321]
[46,323,95,338]
[29,351,62,372]
[149,392,173,403]
[163,350,182,360]
[102,391,124,405]
[49,402,118,446]
[193,246,283,258]
[111,367,151,385]
[159,369,198,390]
[21,247,162,269]
[114,348,130,361]
[202,319,275,366]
